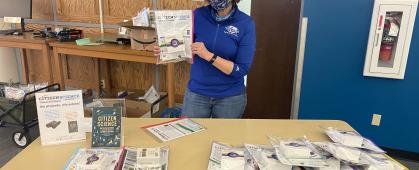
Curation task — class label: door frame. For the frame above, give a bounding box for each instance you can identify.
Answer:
[291,0,306,119]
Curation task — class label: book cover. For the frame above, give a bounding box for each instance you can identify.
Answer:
[92,107,122,147]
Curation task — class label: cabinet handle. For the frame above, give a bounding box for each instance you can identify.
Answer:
[374,33,380,47]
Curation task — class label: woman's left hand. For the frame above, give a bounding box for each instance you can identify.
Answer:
[192,42,213,61]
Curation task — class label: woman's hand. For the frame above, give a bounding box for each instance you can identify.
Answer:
[153,46,161,56]
[192,42,213,61]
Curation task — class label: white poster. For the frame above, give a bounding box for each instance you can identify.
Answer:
[35,90,86,146]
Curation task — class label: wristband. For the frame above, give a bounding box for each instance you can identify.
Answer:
[209,54,218,64]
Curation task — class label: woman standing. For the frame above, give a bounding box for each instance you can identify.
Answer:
[155,0,256,118]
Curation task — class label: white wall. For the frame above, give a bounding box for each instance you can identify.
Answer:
[0,20,19,82]
[238,0,252,15]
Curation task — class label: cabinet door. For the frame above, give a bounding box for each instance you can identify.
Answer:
[370,5,412,74]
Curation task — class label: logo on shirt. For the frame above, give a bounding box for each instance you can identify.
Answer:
[236,66,240,72]
[224,26,239,37]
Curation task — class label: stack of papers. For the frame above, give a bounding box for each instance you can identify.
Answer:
[142,118,206,142]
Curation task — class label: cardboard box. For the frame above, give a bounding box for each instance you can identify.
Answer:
[85,92,168,118]
[118,20,157,51]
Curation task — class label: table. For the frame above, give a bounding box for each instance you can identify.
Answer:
[0,33,52,84]
[48,42,176,107]
[1,118,407,170]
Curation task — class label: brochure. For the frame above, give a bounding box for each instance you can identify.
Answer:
[154,10,193,64]
[92,107,122,148]
[142,118,206,142]
[63,148,122,170]
[120,146,169,170]
[35,90,86,146]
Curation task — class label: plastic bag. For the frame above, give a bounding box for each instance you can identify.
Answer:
[154,10,193,64]
[244,143,292,170]
[324,127,385,153]
[269,136,329,168]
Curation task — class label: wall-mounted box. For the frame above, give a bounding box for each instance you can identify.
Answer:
[364,0,418,79]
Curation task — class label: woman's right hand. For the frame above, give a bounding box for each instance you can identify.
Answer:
[153,46,161,56]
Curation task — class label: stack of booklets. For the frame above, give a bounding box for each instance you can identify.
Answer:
[315,127,405,170]
[63,146,169,170]
[207,128,406,170]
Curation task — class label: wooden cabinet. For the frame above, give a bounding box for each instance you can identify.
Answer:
[364,0,418,79]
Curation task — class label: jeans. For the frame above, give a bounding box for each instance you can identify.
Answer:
[182,89,247,118]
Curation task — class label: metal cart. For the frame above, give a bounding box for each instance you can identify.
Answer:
[0,83,60,148]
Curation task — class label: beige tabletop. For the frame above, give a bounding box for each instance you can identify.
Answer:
[0,118,396,170]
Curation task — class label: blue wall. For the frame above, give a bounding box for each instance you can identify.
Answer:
[300,0,419,153]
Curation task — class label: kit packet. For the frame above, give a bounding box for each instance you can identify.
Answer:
[244,143,292,170]
[269,136,329,168]
[324,127,385,153]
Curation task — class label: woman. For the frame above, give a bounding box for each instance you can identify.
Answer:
[155,0,256,118]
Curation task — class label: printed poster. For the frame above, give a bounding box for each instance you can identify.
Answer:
[35,90,86,146]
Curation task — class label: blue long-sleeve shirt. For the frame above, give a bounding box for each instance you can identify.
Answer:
[188,5,256,98]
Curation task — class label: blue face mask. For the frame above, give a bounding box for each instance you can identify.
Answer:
[208,0,231,11]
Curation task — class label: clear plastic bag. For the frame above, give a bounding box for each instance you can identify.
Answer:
[324,127,385,153]
[154,10,193,64]
[244,143,292,170]
[269,136,330,168]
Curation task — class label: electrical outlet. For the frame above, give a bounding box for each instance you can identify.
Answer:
[371,114,382,126]
[100,80,105,89]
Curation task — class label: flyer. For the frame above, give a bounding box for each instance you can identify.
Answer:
[155,10,193,64]
[142,118,206,142]
[35,90,86,146]
[119,146,169,170]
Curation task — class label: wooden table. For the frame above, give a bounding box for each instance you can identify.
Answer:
[1,118,407,170]
[0,33,52,84]
[48,42,176,107]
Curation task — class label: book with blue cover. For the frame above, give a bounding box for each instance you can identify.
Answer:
[92,107,122,147]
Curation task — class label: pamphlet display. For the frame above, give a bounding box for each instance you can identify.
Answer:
[142,118,206,142]
[35,90,86,146]
[155,10,193,64]
[92,107,123,148]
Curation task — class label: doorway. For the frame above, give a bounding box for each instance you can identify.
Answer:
[245,0,302,119]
